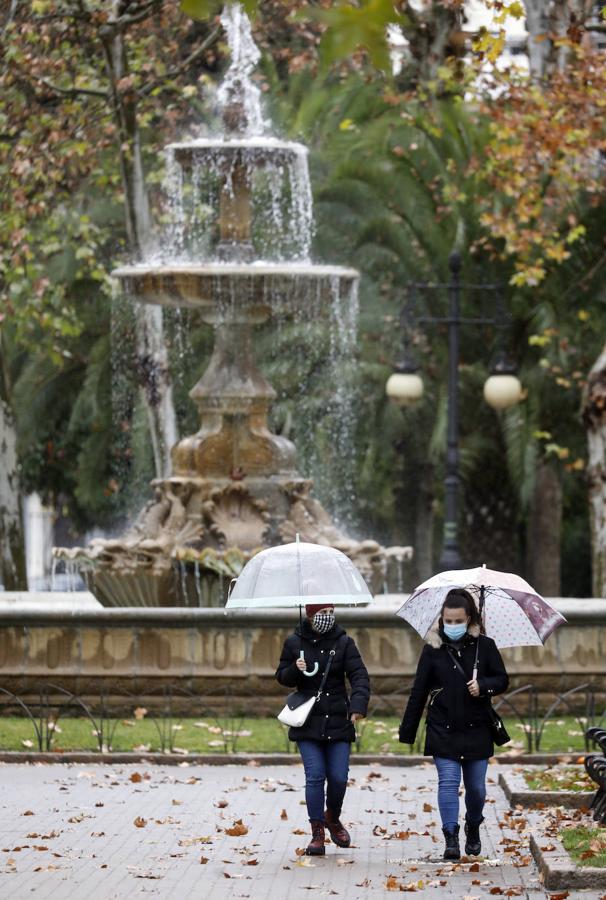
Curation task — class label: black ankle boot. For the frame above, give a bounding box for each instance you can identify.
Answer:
[442,824,460,860]
[464,816,483,856]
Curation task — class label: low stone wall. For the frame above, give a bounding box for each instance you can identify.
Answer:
[0,597,603,712]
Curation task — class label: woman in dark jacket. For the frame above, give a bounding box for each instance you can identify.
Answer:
[275,602,370,856]
[399,589,509,860]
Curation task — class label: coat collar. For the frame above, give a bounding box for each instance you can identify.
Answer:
[425,621,481,649]
[295,618,345,643]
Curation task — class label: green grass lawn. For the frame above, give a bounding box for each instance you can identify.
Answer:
[560,827,606,867]
[524,766,595,792]
[0,714,597,754]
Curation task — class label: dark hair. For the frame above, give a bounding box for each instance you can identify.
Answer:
[441,589,481,628]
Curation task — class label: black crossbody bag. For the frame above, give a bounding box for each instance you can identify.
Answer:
[445,643,511,746]
[277,636,342,727]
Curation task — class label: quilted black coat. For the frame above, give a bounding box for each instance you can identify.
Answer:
[275,619,370,743]
[399,625,509,761]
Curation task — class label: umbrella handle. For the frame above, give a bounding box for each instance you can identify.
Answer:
[300,650,319,677]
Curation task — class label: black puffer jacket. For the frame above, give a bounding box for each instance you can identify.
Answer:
[399,624,509,760]
[275,619,370,743]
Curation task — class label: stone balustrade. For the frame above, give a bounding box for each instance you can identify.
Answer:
[0,595,603,711]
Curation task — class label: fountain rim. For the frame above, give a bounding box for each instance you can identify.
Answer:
[167,137,309,154]
[112,261,360,280]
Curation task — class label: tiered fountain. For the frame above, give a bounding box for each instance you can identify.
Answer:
[55,3,411,606]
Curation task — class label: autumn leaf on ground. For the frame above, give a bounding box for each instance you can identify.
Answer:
[423,803,433,812]
[133,707,147,720]
[21,811,34,816]
[295,856,315,867]
[356,879,371,887]
[178,836,212,847]
[245,859,258,865]
[130,772,143,783]
[292,828,306,835]
[280,809,288,820]
[386,875,402,891]
[225,819,248,836]
[200,856,209,864]
[214,800,228,808]
[133,817,147,828]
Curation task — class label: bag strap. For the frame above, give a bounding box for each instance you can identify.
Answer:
[445,645,469,682]
[313,634,344,702]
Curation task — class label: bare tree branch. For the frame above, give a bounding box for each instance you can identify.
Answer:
[139,24,221,95]
[28,73,108,100]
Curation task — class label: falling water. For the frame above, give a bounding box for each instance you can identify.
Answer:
[218,2,266,136]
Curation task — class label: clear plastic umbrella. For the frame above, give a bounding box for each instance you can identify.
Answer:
[226,538,372,609]
[226,537,372,676]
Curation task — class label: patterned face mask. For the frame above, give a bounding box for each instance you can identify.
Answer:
[311,610,335,634]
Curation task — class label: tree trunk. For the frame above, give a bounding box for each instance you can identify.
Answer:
[527,460,562,596]
[582,340,606,598]
[522,0,553,79]
[101,5,178,477]
[0,354,27,590]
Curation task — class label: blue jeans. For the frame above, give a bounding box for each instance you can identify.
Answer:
[297,740,351,822]
[433,756,489,830]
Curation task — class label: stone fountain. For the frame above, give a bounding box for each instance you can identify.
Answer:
[54,4,411,606]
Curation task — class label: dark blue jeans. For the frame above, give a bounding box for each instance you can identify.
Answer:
[297,740,351,822]
[433,756,489,830]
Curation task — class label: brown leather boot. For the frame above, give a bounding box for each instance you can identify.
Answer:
[305,820,326,856]
[325,808,351,848]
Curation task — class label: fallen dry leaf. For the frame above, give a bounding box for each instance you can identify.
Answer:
[225,819,248,837]
[423,803,433,812]
[280,809,288,820]
[133,707,147,720]
[200,856,209,864]
[178,836,212,847]
[21,811,34,817]
[214,800,228,808]
[133,817,147,828]
[130,772,143,783]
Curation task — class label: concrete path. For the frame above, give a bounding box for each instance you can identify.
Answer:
[0,762,600,899]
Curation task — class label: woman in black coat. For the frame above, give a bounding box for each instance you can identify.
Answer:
[275,602,370,856]
[399,589,509,860]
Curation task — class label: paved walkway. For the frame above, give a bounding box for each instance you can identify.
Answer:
[0,762,600,899]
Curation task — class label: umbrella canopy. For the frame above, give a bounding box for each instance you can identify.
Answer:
[226,541,372,608]
[396,564,566,648]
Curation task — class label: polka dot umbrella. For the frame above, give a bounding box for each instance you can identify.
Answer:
[396,564,566,649]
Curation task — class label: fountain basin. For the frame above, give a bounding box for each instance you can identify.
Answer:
[113,262,359,313]
[169,137,309,168]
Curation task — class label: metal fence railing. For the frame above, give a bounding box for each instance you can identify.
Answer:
[0,682,604,755]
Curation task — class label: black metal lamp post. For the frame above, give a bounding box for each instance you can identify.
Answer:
[386,251,523,571]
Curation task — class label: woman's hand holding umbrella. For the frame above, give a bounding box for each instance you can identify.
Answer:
[467,679,480,697]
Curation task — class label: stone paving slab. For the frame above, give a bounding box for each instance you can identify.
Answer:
[0,762,601,900]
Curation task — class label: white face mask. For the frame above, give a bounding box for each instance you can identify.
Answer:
[311,611,335,634]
